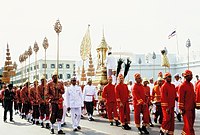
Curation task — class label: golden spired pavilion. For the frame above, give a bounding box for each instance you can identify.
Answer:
[93,32,109,85]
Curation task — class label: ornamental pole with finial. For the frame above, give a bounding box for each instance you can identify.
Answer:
[54,19,62,82]
[33,41,39,79]
[43,37,49,79]
[28,46,32,83]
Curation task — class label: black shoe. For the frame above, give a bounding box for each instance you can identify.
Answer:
[149,123,154,127]
[142,126,149,134]
[122,125,129,130]
[4,120,7,123]
[81,115,84,119]
[90,117,94,121]
[61,122,66,127]
[177,113,182,122]
[10,119,15,123]
[125,124,131,130]
[73,128,78,132]
[58,130,65,134]
[77,126,81,130]
[36,121,40,125]
[115,120,121,126]
[137,127,144,135]
[160,130,164,135]
[41,122,44,128]
[32,121,35,125]
[46,123,50,129]
[50,129,54,134]
[110,122,113,126]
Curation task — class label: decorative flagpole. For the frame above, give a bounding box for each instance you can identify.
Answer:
[43,37,49,79]
[28,46,32,83]
[186,39,191,69]
[152,52,156,80]
[54,20,62,81]
[33,41,39,79]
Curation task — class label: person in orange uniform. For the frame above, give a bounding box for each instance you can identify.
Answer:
[115,74,131,130]
[178,70,196,135]
[102,76,120,126]
[196,78,200,109]
[38,75,50,129]
[152,77,163,124]
[132,73,149,134]
[160,72,176,135]
[143,78,154,127]
[154,72,165,86]
[46,70,65,134]
[29,79,40,125]
[20,80,31,120]
[16,85,23,116]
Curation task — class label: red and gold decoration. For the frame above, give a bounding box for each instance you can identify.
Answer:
[2,44,15,83]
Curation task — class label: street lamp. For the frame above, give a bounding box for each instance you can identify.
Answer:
[186,39,191,69]
[54,19,62,81]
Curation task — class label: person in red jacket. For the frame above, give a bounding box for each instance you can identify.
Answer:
[160,72,176,135]
[178,70,196,135]
[102,76,120,126]
[196,79,200,109]
[115,74,131,130]
[38,75,50,129]
[132,73,149,134]
[29,79,40,125]
[46,70,65,134]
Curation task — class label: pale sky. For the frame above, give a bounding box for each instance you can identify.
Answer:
[1,0,200,67]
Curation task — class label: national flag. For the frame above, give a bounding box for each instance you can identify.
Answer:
[168,30,176,39]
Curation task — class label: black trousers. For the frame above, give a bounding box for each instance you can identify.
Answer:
[32,105,40,119]
[50,103,63,124]
[85,101,94,116]
[4,101,13,121]
[18,103,22,113]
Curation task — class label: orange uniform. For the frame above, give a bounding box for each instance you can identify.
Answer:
[102,83,118,121]
[115,83,130,125]
[196,82,200,109]
[132,83,149,127]
[178,81,195,135]
[47,80,64,124]
[38,83,50,120]
[152,85,163,124]
[20,85,31,115]
[160,81,176,135]
[29,86,40,120]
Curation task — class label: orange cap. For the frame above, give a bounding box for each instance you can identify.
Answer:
[163,72,171,79]
[134,73,141,79]
[183,70,192,77]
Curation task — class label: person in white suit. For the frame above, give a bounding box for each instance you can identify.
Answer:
[83,78,98,121]
[66,77,83,131]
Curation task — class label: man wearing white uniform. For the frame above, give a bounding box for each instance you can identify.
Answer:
[66,77,83,131]
[172,73,182,122]
[61,80,70,127]
[111,70,117,85]
[83,78,98,121]
[106,52,116,77]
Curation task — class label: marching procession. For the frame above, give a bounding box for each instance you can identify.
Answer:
[0,68,200,135]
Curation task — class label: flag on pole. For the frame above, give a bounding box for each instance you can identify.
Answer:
[168,30,176,39]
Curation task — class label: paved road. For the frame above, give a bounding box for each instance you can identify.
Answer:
[0,105,200,135]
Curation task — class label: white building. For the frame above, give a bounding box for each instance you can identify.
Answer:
[13,59,75,85]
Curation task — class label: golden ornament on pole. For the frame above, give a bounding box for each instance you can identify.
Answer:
[43,37,49,79]
[54,19,62,82]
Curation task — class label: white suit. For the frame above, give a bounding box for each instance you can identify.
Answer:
[61,86,69,125]
[66,85,83,129]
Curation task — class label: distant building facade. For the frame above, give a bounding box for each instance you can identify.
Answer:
[13,59,75,85]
